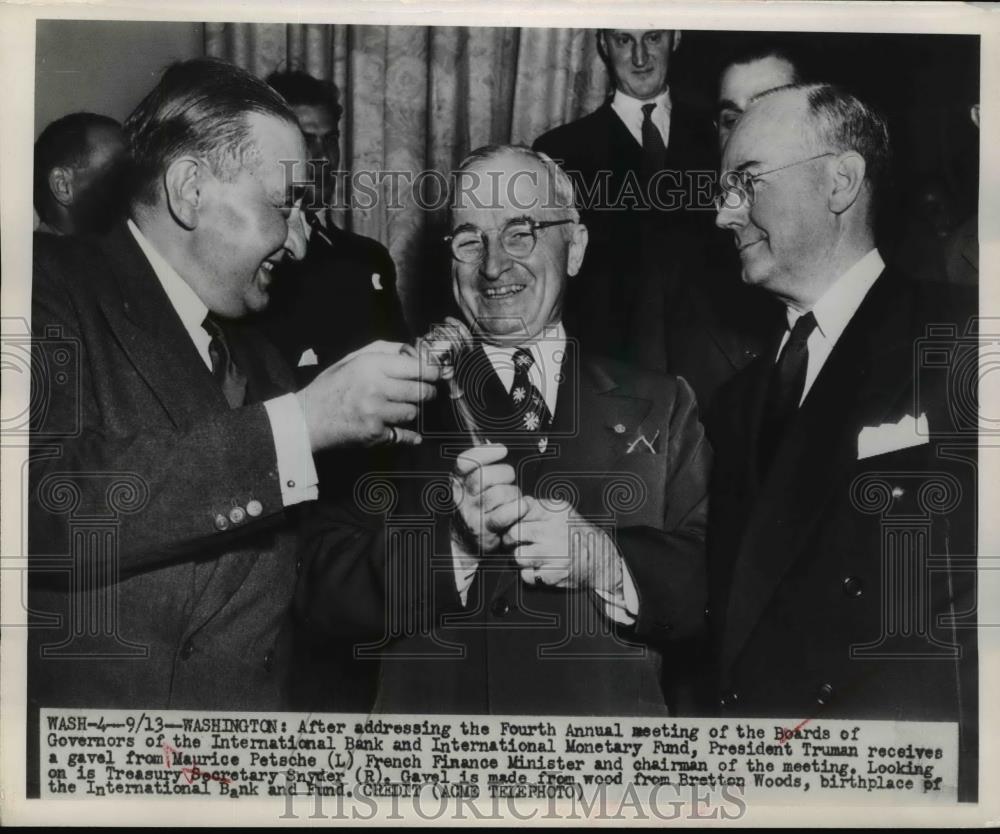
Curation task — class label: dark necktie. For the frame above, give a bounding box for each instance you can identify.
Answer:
[759,311,817,475]
[641,102,668,182]
[510,348,552,446]
[202,314,247,409]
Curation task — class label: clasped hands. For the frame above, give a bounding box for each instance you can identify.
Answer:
[451,444,623,594]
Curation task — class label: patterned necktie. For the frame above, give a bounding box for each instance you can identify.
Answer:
[641,102,668,181]
[202,314,247,409]
[759,311,817,475]
[510,348,552,445]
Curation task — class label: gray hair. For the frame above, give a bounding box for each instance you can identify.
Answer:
[751,82,891,196]
[451,144,579,220]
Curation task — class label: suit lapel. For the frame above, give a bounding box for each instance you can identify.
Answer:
[96,224,289,636]
[722,270,917,672]
[97,223,227,424]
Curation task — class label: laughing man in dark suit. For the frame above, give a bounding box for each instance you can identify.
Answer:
[708,84,977,797]
[27,58,441,722]
[298,145,711,715]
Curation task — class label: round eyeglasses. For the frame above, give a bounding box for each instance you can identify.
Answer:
[444,217,575,264]
[713,152,836,212]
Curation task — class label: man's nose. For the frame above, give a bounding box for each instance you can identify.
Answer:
[480,236,512,280]
[632,40,649,67]
[283,206,309,262]
[714,197,747,232]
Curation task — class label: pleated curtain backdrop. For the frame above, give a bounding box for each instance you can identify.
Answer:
[204,23,608,326]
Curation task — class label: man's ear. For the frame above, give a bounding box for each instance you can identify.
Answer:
[567,222,589,277]
[47,167,74,207]
[828,151,866,215]
[672,30,682,52]
[163,156,204,230]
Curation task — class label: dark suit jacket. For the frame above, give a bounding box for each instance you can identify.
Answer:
[253,216,409,385]
[706,268,978,798]
[296,344,711,715]
[631,224,785,413]
[533,99,716,361]
[28,224,302,715]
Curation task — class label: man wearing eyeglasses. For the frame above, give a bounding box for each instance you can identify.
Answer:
[706,84,976,798]
[298,145,711,715]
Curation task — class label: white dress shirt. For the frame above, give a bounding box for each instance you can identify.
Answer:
[127,219,318,506]
[610,87,672,149]
[778,248,885,405]
[452,323,639,625]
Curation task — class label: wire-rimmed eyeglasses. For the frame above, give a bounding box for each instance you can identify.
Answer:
[444,217,575,264]
[713,152,836,212]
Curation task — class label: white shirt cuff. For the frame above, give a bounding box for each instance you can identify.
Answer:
[263,393,318,506]
[451,536,480,606]
[594,554,638,626]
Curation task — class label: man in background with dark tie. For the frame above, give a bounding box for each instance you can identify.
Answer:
[533,29,714,363]
[27,58,440,735]
[298,145,711,715]
[707,83,977,799]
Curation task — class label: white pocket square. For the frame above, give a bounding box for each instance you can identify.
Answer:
[857,413,929,460]
[297,348,319,368]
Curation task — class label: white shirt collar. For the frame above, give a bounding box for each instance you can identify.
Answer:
[127,218,213,370]
[788,248,885,343]
[482,322,566,417]
[611,87,672,147]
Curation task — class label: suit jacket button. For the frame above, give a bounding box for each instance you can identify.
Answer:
[295,559,303,573]
[263,649,274,672]
[229,506,246,524]
[490,597,511,617]
[816,683,834,705]
[246,499,263,518]
[180,640,195,660]
[719,689,739,707]
[842,576,863,597]
[214,514,229,531]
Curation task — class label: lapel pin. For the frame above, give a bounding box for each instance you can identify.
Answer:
[613,423,626,434]
[371,272,383,290]
[626,429,660,455]
[538,437,548,453]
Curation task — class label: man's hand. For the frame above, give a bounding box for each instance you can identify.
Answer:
[296,341,442,451]
[507,497,623,595]
[452,444,527,554]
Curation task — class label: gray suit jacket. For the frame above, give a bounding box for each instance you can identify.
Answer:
[29,223,301,714]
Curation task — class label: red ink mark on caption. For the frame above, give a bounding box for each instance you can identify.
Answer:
[161,743,233,786]
[775,717,814,746]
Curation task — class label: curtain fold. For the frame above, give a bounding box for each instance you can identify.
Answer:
[205,23,608,323]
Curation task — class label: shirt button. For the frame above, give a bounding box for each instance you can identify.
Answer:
[286,480,296,489]
[229,506,246,525]
[842,576,863,597]
[246,499,263,518]
[490,597,511,617]
[180,640,195,660]
[214,514,229,531]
